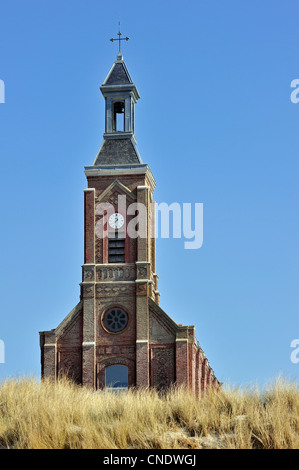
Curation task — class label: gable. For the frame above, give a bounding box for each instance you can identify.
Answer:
[149,299,177,344]
[96,179,137,205]
[55,301,83,345]
[150,314,175,344]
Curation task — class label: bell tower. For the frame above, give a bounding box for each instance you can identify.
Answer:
[102,50,138,137]
[81,46,160,389]
[39,36,220,394]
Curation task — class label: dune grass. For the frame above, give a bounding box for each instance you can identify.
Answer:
[0,376,298,449]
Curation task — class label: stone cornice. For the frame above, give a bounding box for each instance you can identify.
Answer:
[84,164,156,190]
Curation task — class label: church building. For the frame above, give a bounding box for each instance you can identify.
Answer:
[39,40,220,395]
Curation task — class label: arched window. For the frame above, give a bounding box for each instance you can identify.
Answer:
[113,101,125,132]
[105,365,128,390]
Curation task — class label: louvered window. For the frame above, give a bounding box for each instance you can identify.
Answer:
[108,233,125,263]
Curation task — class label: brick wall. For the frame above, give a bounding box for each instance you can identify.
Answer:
[40,171,221,395]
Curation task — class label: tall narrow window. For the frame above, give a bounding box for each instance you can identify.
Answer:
[113,101,124,132]
[108,232,125,263]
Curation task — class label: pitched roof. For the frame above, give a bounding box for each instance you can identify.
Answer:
[103,59,133,86]
[93,138,142,166]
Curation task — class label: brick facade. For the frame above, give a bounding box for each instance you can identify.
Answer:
[39,51,220,395]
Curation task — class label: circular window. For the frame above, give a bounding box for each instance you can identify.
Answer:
[102,308,128,333]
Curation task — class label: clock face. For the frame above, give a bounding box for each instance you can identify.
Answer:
[109,212,124,229]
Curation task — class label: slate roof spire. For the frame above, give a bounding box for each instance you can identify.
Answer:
[102,52,133,86]
[91,40,143,167]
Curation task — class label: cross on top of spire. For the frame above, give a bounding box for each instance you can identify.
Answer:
[110,21,129,55]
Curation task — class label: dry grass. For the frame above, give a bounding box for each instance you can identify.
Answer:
[0,376,298,449]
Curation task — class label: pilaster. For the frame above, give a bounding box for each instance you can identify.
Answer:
[84,188,95,265]
[81,283,96,387]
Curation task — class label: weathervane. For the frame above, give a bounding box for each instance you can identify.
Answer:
[110,21,129,53]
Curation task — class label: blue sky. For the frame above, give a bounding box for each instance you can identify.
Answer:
[0,0,298,387]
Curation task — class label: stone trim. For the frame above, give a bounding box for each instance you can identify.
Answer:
[83,263,135,267]
[84,165,156,190]
[96,179,137,203]
[81,281,135,284]
[55,301,83,337]
[149,298,178,336]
